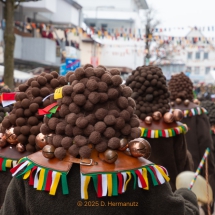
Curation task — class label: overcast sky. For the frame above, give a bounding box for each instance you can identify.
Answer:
[147,0,215,28]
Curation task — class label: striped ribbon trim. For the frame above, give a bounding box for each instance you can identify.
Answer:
[0,157,17,171]
[10,157,69,195]
[80,165,170,200]
[171,107,207,118]
[140,124,187,139]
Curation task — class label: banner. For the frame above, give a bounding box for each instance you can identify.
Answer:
[65,58,80,71]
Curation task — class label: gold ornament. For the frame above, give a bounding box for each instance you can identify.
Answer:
[5,128,18,145]
[152,111,162,121]
[163,112,174,123]
[184,99,190,106]
[175,98,182,105]
[173,109,184,121]
[0,133,7,147]
[42,145,55,159]
[145,116,153,125]
[193,99,200,105]
[16,143,26,153]
[128,138,151,158]
[36,133,48,149]
[104,149,118,163]
[119,138,128,151]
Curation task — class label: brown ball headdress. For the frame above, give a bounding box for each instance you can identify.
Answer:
[1,71,66,153]
[41,65,142,161]
[168,72,194,102]
[126,66,170,121]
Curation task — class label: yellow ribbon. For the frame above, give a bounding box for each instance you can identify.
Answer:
[37,169,45,190]
[155,165,170,182]
[124,172,132,191]
[107,174,112,196]
[142,168,149,190]
[49,172,61,195]
[141,127,145,137]
[83,176,91,199]
[5,159,12,168]
[155,130,159,138]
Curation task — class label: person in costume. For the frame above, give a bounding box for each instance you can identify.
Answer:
[168,72,215,214]
[201,100,215,163]
[0,71,66,207]
[126,65,193,191]
[1,65,199,215]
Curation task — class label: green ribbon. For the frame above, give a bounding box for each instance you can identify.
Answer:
[50,105,58,114]
[112,173,118,196]
[61,173,69,195]
[92,175,98,193]
[130,170,137,189]
[143,129,148,137]
[146,166,158,186]
[46,113,52,118]
[172,129,176,136]
[158,130,162,137]
[42,169,49,191]
[2,158,7,171]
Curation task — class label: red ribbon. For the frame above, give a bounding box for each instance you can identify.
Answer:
[97,174,102,197]
[45,170,53,191]
[117,173,123,194]
[10,162,23,174]
[29,166,38,185]
[2,93,16,101]
[0,157,3,171]
[135,170,147,188]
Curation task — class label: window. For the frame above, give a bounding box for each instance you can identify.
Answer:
[194,67,200,74]
[205,67,210,74]
[204,52,209,59]
[196,52,200,59]
[187,52,192,59]
[187,67,192,72]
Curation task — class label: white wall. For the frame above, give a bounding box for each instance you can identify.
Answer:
[38,0,80,26]
[21,0,57,13]
[100,41,144,69]
[76,0,136,11]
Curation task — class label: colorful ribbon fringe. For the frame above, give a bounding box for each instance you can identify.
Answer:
[80,165,170,199]
[38,102,59,118]
[10,157,68,195]
[0,157,17,171]
[140,124,187,138]
[171,107,207,118]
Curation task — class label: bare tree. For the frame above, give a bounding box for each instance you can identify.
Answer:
[0,0,38,90]
[144,7,173,65]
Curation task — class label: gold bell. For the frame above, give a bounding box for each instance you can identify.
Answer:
[42,145,55,159]
[128,138,151,159]
[104,149,118,163]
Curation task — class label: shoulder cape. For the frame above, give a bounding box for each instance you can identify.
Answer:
[10,150,170,199]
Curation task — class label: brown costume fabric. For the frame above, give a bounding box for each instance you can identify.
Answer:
[0,164,199,215]
[0,170,12,208]
[146,134,193,191]
[182,113,215,195]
